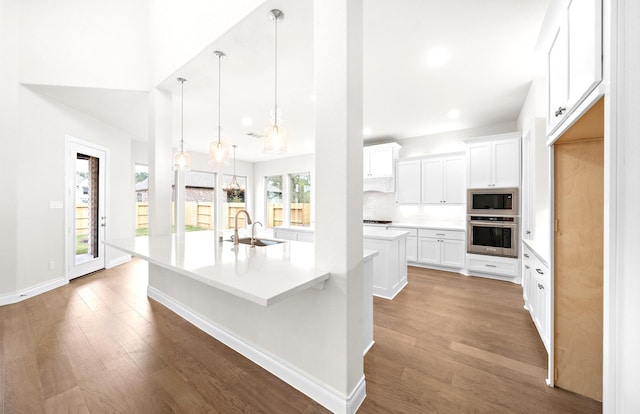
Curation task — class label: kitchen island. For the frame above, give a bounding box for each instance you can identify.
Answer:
[363,227,409,299]
[104,231,377,413]
[104,231,329,306]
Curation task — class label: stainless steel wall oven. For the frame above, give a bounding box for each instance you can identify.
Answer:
[467,215,518,258]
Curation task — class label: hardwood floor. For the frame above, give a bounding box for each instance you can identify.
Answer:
[1,260,602,413]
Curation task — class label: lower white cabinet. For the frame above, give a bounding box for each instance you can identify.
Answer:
[522,245,550,352]
[417,229,465,269]
[466,253,520,282]
[273,228,314,242]
[363,235,408,299]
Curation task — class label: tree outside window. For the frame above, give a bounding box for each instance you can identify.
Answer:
[289,172,311,227]
[266,175,283,228]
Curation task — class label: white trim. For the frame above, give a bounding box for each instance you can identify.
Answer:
[107,254,131,269]
[0,277,67,306]
[147,286,365,414]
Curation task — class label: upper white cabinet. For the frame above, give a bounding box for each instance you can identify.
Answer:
[466,133,521,189]
[421,156,465,204]
[395,159,421,204]
[363,143,400,179]
[364,143,401,193]
[396,152,465,204]
[547,0,602,133]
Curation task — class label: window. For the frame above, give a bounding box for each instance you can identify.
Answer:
[184,170,216,232]
[289,172,311,227]
[223,174,247,229]
[265,175,283,228]
[134,164,149,236]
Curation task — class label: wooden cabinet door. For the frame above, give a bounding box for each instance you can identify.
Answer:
[554,137,603,401]
[421,159,443,203]
[395,160,421,204]
[467,143,492,188]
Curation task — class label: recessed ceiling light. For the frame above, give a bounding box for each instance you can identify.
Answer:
[363,127,372,136]
[241,117,253,127]
[425,47,451,68]
[447,109,460,120]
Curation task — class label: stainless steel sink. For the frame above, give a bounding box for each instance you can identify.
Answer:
[232,237,286,247]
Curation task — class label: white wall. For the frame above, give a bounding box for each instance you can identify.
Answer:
[0,0,20,295]
[517,78,550,257]
[150,0,267,85]
[18,0,149,91]
[15,87,133,290]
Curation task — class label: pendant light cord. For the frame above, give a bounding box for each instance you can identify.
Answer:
[180,78,185,153]
[274,15,278,127]
[217,54,222,144]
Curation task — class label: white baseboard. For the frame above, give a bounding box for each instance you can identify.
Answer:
[147,286,365,414]
[0,276,68,306]
[107,254,131,269]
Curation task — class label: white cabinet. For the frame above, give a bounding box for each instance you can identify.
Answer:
[363,235,408,299]
[547,0,602,132]
[363,143,400,179]
[273,228,314,242]
[466,134,521,189]
[421,156,465,204]
[466,253,520,281]
[388,227,417,262]
[395,159,421,204]
[522,245,550,352]
[417,229,465,269]
[395,153,465,205]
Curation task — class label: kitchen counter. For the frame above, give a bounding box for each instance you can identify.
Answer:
[104,231,330,307]
[362,226,410,240]
[523,238,551,268]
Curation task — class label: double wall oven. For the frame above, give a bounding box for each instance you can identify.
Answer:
[466,188,519,258]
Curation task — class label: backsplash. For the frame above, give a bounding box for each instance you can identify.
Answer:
[363,192,466,225]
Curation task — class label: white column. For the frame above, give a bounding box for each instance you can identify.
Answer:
[148,88,173,236]
[314,0,364,397]
[174,169,186,237]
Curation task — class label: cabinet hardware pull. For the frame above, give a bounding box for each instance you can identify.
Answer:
[436,233,445,236]
[538,283,544,290]
[485,264,497,268]
[525,265,530,269]
[535,268,544,275]
[524,254,529,258]
[554,106,566,117]
[526,230,531,235]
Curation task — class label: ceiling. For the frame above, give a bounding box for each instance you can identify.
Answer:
[30,0,549,163]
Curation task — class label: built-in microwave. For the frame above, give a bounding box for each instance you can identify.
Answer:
[467,188,519,215]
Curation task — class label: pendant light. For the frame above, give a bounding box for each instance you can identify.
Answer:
[173,77,191,171]
[209,51,230,165]
[263,9,288,153]
[223,145,242,192]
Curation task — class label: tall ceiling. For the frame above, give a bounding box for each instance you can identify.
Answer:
[32,0,549,162]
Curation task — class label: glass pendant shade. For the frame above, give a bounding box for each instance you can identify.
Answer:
[209,137,230,165]
[173,151,191,171]
[263,124,288,153]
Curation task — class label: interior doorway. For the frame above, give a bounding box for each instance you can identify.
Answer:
[66,138,107,280]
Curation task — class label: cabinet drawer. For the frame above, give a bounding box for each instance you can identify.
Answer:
[418,229,465,240]
[388,227,418,237]
[467,255,519,277]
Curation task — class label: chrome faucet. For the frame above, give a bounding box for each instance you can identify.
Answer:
[233,209,252,245]
[251,221,263,246]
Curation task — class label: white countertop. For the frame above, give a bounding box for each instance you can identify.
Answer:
[104,231,330,307]
[272,225,315,233]
[362,226,409,240]
[523,239,551,267]
[386,222,466,231]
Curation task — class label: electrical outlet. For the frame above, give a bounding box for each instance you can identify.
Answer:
[49,261,55,270]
